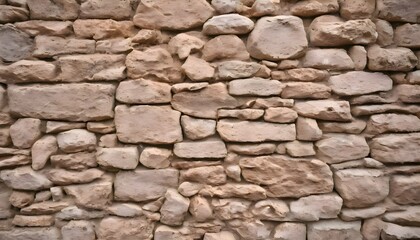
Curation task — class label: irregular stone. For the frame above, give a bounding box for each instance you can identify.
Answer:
[34,191,52,203]
[0,227,60,240]
[174,139,227,159]
[27,0,79,20]
[264,107,297,123]
[200,183,267,200]
[303,48,354,70]
[154,225,189,240]
[290,193,343,221]
[203,14,254,35]
[20,201,69,214]
[56,206,106,220]
[12,215,54,227]
[349,46,367,70]
[96,147,139,170]
[114,169,178,202]
[171,82,209,93]
[377,0,420,23]
[58,54,126,82]
[61,220,95,240]
[117,79,171,104]
[286,141,315,157]
[370,133,420,163]
[228,78,283,96]
[0,128,10,148]
[0,25,32,62]
[126,47,183,82]
[294,100,352,121]
[216,60,261,80]
[339,0,375,19]
[79,0,132,20]
[182,56,215,81]
[202,35,249,61]
[204,231,236,240]
[213,198,252,220]
[96,38,132,54]
[181,116,216,140]
[308,220,362,240]
[189,196,213,222]
[217,119,296,142]
[240,155,333,198]
[47,168,104,185]
[31,135,58,170]
[64,181,112,210]
[15,20,72,36]
[45,121,86,133]
[168,33,205,60]
[281,82,331,99]
[9,83,115,121]
[381,223,420,240]
[172,83,239,119]
[247,16,308,60]
[160,189,190,226]
[56,129,96,153]
[390,174,420,205]
[107,203,143,217]
[382,206,420,225]
[375,19,393,47]
[329,71,393,96]
[133,0,214,30]
[180,166,226,185]
[407,71,420,84]
[50,152,97,170]
[9,191,34,208]
[0,5,28,23]
[365,114,420,135]
[33,36,95,58]
[309,16,377,46]
[86,121,114,134]
[178,182,203,197]
[395,84,420,103]
[218,109,264,120]
[139,147,171,169]
[319,119,366,134]
[351,104,420,117]
[395,24,420,48]
[251,97,295,108]
[340,207,386,221]
[272,68,329,82]
[0,166,52,190]
[291,0,339,17]
[10,118,42,149]
[335,169,389,208]
[0,155,30,168]
[97,217,154,240]
[211,0,242,14]
[229,219,272,240]
[73,20,134,40]
[252,199,289,221]
[315,134,369,164]
[0,60,56,83]
[296,117,323,141]
[367,45,417,71]
[273,222,306,240]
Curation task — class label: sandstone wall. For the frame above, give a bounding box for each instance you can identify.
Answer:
[0,0,419,239]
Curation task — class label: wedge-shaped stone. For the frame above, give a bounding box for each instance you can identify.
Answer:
[303,48,354,70]
[390,175,420,205]
[217,119,296,142]
[329,71,393,96]
[73,19,135,40]
[294,100,352,121]
[80,0,132,20]
[335,169,389,208]
[97,216,155,240]
[172,83,239,119]
[247,16,308,60]
[377,0,420,23]
[370,133,420,163]
[114,169,179,202]
[0,25,33,62]
[308,220,362,240]
[58,54,126,82]
[315,134,369,164]
[203,14,254,35]
[174,139,227,159]
[96,147,139,170]
[160,189,190,226]
[0,166,52,190]
[46,169,104,185]
[33,36,95,58]
[367,45,417,71]
[21,201,70,214]
[0,60,56,83]
[290,193,343,221]
[229,78,284,96]
[116,79,171,104]
[15,20,73,36]
[365,114,420,135]
[133,0,214,30]
[200,183,267,201]
[27,0,79,20]
[240,155,333,198]
[202,35,250,61]
[115,105,182,144]
[0,5,28,23]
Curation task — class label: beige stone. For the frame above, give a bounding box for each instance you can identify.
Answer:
[281,82,331,99]
[31,135,58,170]
[381,223,420,240]
[339,0,375,19]
[200,183,267,200]
[96,147,139,170]
[296,117,322,141]
[216,60,261,80]
[286,141,315,157]
[218,109,264,120]
[126,47,183,83]
[139,147,172,169]
[383,206,420,225]
[390,175,420,205]
[395,24,420,48]
[0,166,52,190]
[97,217,154,240]
[116,79,171,104]
[204,231,236,240]
[251,97,294,108]
[182,56,215,81]
[264,107,297,123]
[294,100,352,121]
[96,38,132,54]
[33,36,95,58]
[21,201,69,215]
[349,46,367,70]
[365,114,420,135]
[308,220,362,240]
[315,134,369,164]
[0,5,28,23]
[115,105,182,144]
[172,83,239,119]
[160,189,190,226]
[15,20,72,36]
[174,139,227,159]
[329,71,392,96]
[291,0,339,17]
[318,119,366,134]
[370,133,420,163]
[0,25,33,62]
[57,129,96,153]
[395,84,420,103]
[168,33,205,60]
[9,191,34,208]
[27,0,79,20]
[213,198,252,220]
[133,0,214,30]
[180,166,226,185]
[217,119,296,142]
[247,16,308,60]
[229,78,283,96]
[56,206,106,220]
[45,121,86,133]
[272,68,329,82]
[203,14,254,35]
[340,207,386,221]
[0,227,61,240]
[12,215,54,227]
[202,35,249,61]
[189,196,213,222]
[171,82,209,93]
[86,121,114,134]
[50,152,97,170]
[303,48,354,70]
[178,182,203,197]
[61,220,95,240]
[0,60,56,83]
[290,193,343,221]
[375,19,393,47]
[10,118,42,149]
[80,0,132,20]
[228,143,276,155]
[240,155,333,198]
[367,45,417,71]
[229,219,272,240]
[273,222,306,240]
[64,181,112,210]
[377,0,420,23]
[114,169,178,202]
[252,199,289,221]
[73,20,135,40]
[0,155,30,169]
[181,115,216,140]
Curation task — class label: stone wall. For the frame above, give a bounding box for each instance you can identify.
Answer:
[0,0,419,239]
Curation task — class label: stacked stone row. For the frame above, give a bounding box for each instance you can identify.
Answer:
[0,0,419,239]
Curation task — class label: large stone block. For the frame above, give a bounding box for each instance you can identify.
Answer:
[370,133,420,163]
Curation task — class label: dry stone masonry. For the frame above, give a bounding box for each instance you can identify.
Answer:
[0,0,419,239]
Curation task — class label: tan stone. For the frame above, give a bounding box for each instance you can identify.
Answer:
[339,0,375,19]
[375,19,393,47]
[97,217,154,240]
[181,116,216,140]
[0,128,10,148]
[370,133,420,163]
[50,152,97,170]
[217,119,296,142]
[264,107,298,123]
[377,0,420,23]
[200,183,267,200]
[329,71,392,96]
[272,68,329,82]
[189,196,213,222]
[349,45,367,70]
[365,114,420,135]
[33,36,95,58]
[12,215,54,227]
[395,84,420,103]
[229,219,272,240]
[0,5,28,23]
[115,105,182,144]
[212,198,252,220]
[252,199,289,221]
[171,82,209,93]
[86,120,114,134]
[395,24,420,48]
[27,0,79,20]
[229,78,283,96]
[116,79,171,104]
[182,56,215,81]
[282,82,331,99]
[202,35,249,61]
[318,119,366,134]
[390,175,420,205]
[340,207,386,221]
[114,169,178,202]
[126,47,183,82]
[160,189,190,226]
[96,38,132,54]
[57,129,96,153]
[290,193,343,221]
[0,166,52,190]
[308,220,362,240]
[294,100,352,121]
[303,48,354,70]
[73,19,135,40]
[180,166,226,185]
[316,134,369,164]
[251,97,294,108]
[247,16,308,60]
[96,147,139,170]
[168,33,205,60]
[240,155,333,198]
[381,223,420,240]
[228,143,276,156]
[21,201,69,214]
[45,121,86,133]
[61,220,95,240]
[172,83,239,119]
[133,0,214,30]
[203,14,254,35]
[383,206,420,226]
[9,191,34,208]
[10,118,42,149]
[56,206,106,220]
[80,0,132,20]
[0,227,61,240]
[291,0,339,17]
[31,135,58,170]
[296,117,322,141]
[204,231,236,240]
[178,182,203,197]
[273,223,306,240]
[286,141,315,157]
[64,181,112,210]
[139,147,172,169]
[0,25,33,62]
[0,155,30,169]
[218,109,264,120]
[174,139,227,159]
[216,60,261,80]
[0,60,56,83]
[15,20,72,36]
[367,45,417,71]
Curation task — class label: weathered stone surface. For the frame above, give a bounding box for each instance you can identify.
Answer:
[31,135,57,170]
[15,20,73,36]
[281,82,331,99]
[9,83,115,121]
[252,97,295,109]
[56,206,106,220]
[182,56,215,82]
[217,119,296,142]
[0,5,28,23]
[340,206,386,221]
[97,217,154,240]
[62,220,95,240]
[9,191,34,208]
[395,84,420,103]
[370,133,420,163]
[174,139,227,159]
[115,105,182,144]
[74,20,135,40]
[381,223,420,240]
[133,0,214,30]
[303,48,354,70]
[79,0,132,20]
[229,219,272,240]
[0,166,52,190]
[57,129,96,153]
[395,24,420,48]
[172,82,209,94]
[172,83,239,119]
[126,47,183,82]
[390,175,420,205]
[12,215,54,227]
[247,16,308,60]
[180,166,226,185]
[335,169,389,208]
[273,222,306,240]
[0,60,56,84]
[229,78,283,96]
[168,33,204,60]
[202,35,249,61]
[296,117,322,141]
[286,141,315,157]
[216,60,261,80]
[139,147,171,169]
[33,36,95,58]
[240,155,333,198]
[212,198,252,220]
[200,183,267,200]
[348,46,367,70]
[339,0,375,19]
[114,169,178,202]
[264,107,298,123]
[0,227,61,240]
[383,206,420,226]
[375,19,393,47]
[203,14,254,35]
[96,147,139,170]
[21,201,69,214]
[308,220,362,240]
[47,169,103,185]
[329,71,393,96]
[377,0,420,23]
[160,189,190,226]
[10,118,42,149]
[365,114,420,135]
[291,0,339,17]
[180,116,216,140]
[228,143,276,156]
[0,155,30,168]
[0,25,33,62]
[86,121,114,134]
[272,68,329,82]
[204,231,236,240]
[315,134,369,164]
[64,181,112,210]
[116,79,171,104]
[294,100,352,121]
[290,193,343,221]
[367,45,417,71]
[252,199,290,221]
[107,203,143,217]
[96,38,132,54]
[45,121,86,134]
[50,152,97,170]
[319,119,366,134]
[218,109,264,120]
[27,0,79,20]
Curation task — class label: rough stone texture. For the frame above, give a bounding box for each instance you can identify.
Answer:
[97,216,154,240]
[370,133,420,163]
[390,175,420,205]
[139,147,172,169]
[202,35,249,61]
[303,48,354,70]
[0,60,56,84]
[96,147,139,170]
[9,118,42,149]
[79,0,132,20]
[315,134,369,164]
[27,0,79,20]
[367,45,417,71]
[290,193,343,221]
[73,20,135,40]
[294,100,352,121]
[33,36,95,58]
[0,166,52,190]
[291,0,339,17]
[229,78,283,96]
[308,220,362,240]
[160,189,190,226]
[116,79,171,104]
[174,139,227,159]
[182,55,215,82]
[377,0,420,23]
[329,71,393,96]
[56,129,96,153]
[395,24,420,48]
[31,135,58,170]
[203,14,254,35]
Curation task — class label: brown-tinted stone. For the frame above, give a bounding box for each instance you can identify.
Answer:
[0,6,28,23]
[329,71,393,96]
[203,14,254,35]
[308,220,362,240]
[174,139,227,159]
[50,152,97,170]
[294,100,352,121]
[73,19,135,40]
[339,0,375,19]
[370,133,420,163]
[15,20,73,36]
[303,48,354,70]
[0,25,33,62]
[0,60,56,84]
[202,35,249,61]
[390,174,420,205]
[367,45,417,71]
[281,82,331,99]
[64,181,112,210]
[79,0,132,20]
[200,183,267,201]
[180,166,227,185]
[116,79,171,104]
[315,134,369,164]
[291,0,339,17]
[97,217,154,240]
[33,36,95,58]
[27,0,79,20]
[377,0,420,23]
[365,114,420,135]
